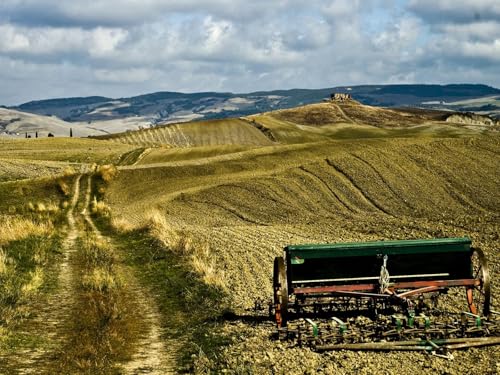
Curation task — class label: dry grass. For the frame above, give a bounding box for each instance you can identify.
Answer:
[21,267,44,297]
[0,159,68,182]
[80,235,119,292]
[0,137,133,164]
[0,216,54,245]
[81,236,112,267]
[82,267,118,292]
[146,210,182,251]
[56,178,71,196]
[271,103,351,125]
[90,196,111,217]
[61,234,131,374]
[271,101,440,128]
[0,248,8,275]
[97,165,118,183]
[133,145,257,166]
[0,220,59,330]
[146,210,226,289]
[190,243,226,289]
[110,216,136,233]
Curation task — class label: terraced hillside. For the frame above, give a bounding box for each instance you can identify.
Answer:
[100,118,273,147]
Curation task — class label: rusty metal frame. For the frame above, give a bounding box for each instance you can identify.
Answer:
[293,278,479,297]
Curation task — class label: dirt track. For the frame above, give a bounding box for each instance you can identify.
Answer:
[81,174,177,375]
[0,173,179,374]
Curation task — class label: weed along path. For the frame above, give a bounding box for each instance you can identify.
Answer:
[0,173,84,373]
[80,173,177,374]
[1,172,179,374]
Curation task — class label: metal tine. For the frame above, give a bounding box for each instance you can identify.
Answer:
[431,351,454,360]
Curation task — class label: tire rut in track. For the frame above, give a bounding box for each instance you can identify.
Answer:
[2,172,180,374]
[81,174,179,375]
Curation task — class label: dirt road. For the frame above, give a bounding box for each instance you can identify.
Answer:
[0,173,178,374]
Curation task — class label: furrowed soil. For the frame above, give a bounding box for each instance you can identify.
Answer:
[107,135,499,374]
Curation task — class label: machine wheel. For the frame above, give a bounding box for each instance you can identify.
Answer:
[466,248,491,316]
[273,257,288,327]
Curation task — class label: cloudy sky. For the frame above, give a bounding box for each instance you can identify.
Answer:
[0,0,499,105]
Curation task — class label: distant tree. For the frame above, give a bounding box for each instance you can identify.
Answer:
[25,132,27,138]
[70,128,73,137]
[35,131,38,138]
[48,133,54,137]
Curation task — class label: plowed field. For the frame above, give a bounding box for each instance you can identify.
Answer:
[100,118,273,147]
[107,134,500,373]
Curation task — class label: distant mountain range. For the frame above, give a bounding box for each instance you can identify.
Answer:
[5,84,499,126]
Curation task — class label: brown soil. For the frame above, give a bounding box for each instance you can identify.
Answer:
[107,135,499,374]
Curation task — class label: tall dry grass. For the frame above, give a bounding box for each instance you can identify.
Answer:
[0,248,8,275]
[146,210,226,289]
[1,228,56,326]
[110,216,136,233]
[90,196,111,217]
[80,235,119,292]
[97,165,118,183]
[0,216,54,244]
[82,267,118,292]
[55,166,77,196]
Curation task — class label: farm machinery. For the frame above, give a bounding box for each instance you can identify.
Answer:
[272,237,499,353]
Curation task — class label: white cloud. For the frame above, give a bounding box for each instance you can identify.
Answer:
[89,28,128,57]
[0,0,316,27]
[0,0,498,104]
[0,24,127,58]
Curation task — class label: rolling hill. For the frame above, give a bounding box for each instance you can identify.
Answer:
[6,84,500,128]
[96,100,499,149]
[0,108,107,138]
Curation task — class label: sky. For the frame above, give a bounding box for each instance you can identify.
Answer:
[0,0,499,105]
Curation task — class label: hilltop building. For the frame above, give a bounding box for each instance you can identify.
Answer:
[331,93,352,101]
